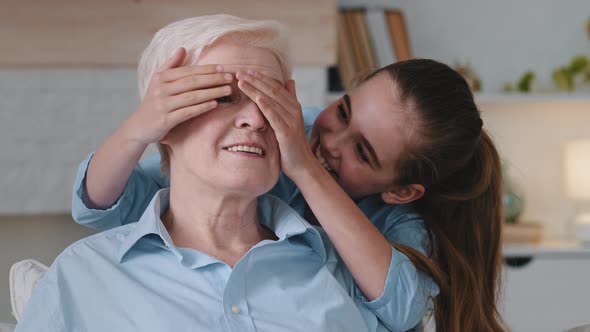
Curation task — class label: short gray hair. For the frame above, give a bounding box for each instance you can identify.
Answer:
[137,14,292,100]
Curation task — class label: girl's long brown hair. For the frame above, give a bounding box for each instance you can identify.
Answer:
[369,60,506,332]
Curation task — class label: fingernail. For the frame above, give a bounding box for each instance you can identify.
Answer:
[216,65,223,72]
[224,73,233,81]
[247,69,255,75]
[224,86,232,94]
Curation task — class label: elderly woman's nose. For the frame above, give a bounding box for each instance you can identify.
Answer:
[235,100,267,131]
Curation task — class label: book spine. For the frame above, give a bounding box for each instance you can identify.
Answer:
[384,10,412,61]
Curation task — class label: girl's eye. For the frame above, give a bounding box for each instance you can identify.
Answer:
[216,95,235,103]
[356,143,369,163]
[337,103,348,123]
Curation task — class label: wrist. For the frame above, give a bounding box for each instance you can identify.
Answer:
[289,155,328,185]
[116,121,150,155]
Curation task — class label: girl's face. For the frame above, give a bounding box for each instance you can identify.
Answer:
[310,73,418,201]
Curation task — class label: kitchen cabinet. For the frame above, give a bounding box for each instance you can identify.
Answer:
[501,242,590,332]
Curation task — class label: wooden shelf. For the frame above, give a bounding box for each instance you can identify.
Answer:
[0,0,336,67]
[475,92,590,104]
[326,91,590,106]
[503,240,590,258]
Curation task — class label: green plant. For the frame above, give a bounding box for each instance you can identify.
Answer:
[552,55,590,91]
[516,71,535,92]
[502,71,536,93]
[503,20,590,94]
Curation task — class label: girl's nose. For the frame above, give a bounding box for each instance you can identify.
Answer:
[322,130,344,159]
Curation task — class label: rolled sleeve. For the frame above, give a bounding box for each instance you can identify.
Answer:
[357,246,439,332]
[71,153,164,231]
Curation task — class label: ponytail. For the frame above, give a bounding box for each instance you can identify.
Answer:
[419,130,504,332]
[372,59,507,331]
[394,131,504,332]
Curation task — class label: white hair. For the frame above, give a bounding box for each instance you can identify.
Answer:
[138,14,291,99]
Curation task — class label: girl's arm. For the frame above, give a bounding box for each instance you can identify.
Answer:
[73,48,232,229]
[84,48,230,207]
[84,123,151,210]
[72,152,164,231]
[295,161,392,300]
[238,72,390,299]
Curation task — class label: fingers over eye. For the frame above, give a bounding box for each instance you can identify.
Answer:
[159,64,223,83]
[256,98,288,131]
[168,86,231,111]
[237,71,281,96]
[166,73,233,96]
[237,80,258,99]
[237,71,300,110]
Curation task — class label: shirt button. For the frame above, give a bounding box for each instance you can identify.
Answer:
[231,305,241,314]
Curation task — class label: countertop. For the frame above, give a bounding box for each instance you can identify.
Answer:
[503,240,590,258]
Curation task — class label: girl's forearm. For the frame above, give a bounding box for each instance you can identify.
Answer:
[85,121,148,209]
[293,162,392,301]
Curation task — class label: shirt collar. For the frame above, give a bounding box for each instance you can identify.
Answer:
[117,189,181,263]
[257,194,326,262]
[117,189,327,264]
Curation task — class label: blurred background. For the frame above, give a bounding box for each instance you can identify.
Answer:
[1,0,589,331]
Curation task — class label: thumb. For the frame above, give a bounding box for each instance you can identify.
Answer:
[286,79,297,97]
[158,47,186,72]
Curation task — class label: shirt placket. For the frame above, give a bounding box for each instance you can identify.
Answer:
[222,253,256,332]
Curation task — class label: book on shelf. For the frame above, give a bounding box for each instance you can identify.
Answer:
[364,7,396,68]
[335,7,412,91]
[384,9,412,61]
[337,11,357,91]
[337,8,377,90]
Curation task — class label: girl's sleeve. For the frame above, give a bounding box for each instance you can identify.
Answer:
[71,152,167,231]
[355,212,439,332]
[302,105,323,126]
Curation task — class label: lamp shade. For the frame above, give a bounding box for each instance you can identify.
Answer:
[564,140,590,200]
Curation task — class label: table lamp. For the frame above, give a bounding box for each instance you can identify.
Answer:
[564,140,590,245]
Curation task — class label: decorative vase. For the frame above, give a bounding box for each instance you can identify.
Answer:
[502,164,525,224]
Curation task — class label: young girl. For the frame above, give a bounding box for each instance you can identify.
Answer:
[73,18,505,332]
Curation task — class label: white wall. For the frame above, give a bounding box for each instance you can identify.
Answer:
[0,69,138,213]
[481,99,590,240]
[343,0,590,92]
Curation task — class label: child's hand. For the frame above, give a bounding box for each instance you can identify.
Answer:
[122,48,233,145]
[236,70,316,178]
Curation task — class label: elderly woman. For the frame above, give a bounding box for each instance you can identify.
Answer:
[15,15,396,332]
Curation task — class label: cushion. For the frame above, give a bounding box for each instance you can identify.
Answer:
[9,259,48,321]
[0,323,15,332]
[564,324,590,332]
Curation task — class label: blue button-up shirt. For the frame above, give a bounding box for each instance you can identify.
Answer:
[19,189,388,332]
[67,107,439,331]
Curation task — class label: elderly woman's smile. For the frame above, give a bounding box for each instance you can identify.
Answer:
[223,143,266,157]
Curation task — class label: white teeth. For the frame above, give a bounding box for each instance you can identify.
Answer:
[315,146,332,171]
[227,145,263,155]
